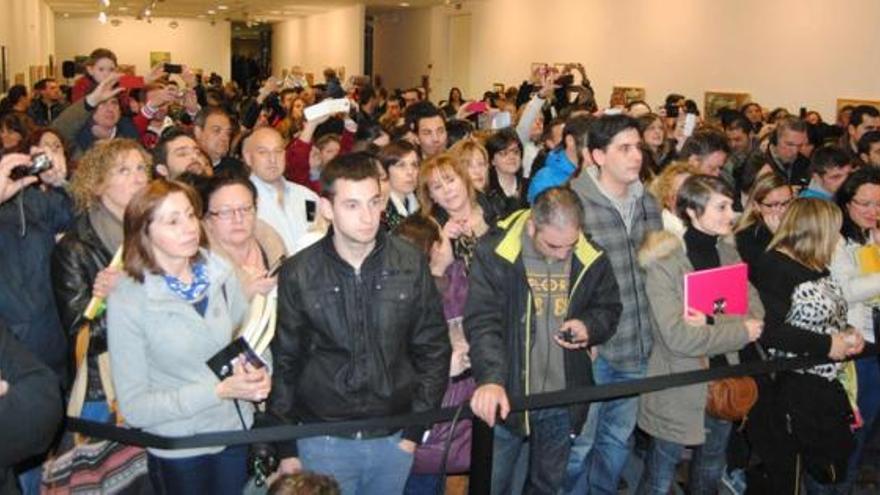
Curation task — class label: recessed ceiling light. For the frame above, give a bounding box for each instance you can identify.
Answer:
[207,9,216,14]
[400,2,410,6]
[217,5,228,10]
[119,6,128,11]
[270,10,281,15]
[198,14,205,18]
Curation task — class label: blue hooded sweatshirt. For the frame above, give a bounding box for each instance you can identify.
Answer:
[527,148,577,203]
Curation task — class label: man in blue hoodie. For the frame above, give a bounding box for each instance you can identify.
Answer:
[527,115,592,203]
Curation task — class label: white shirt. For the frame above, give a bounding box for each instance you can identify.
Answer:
[250,175,319,255]
[389,191,419,217]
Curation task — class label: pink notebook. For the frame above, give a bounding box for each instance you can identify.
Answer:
[684,263,749,316]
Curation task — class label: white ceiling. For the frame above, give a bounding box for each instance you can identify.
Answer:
[44,0,452,21]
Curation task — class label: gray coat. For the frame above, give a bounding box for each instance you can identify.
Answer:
[636,231,764,445]
[570,166,662,372]
[107,251,250,458]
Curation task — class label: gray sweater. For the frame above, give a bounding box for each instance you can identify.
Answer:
[107,251,250,458]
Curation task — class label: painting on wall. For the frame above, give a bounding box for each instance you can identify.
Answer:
[149,51,171,70]
[492,83,505,94]
[611,86,646,107]
[837,98,880,114]
[704,91,750,121]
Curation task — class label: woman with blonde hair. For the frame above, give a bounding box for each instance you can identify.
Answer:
[746,198,865,493]
[50,138,152,492]
[734,172,793,266]
[449,137,490,193]
[648,161,698,238]
[417,153,499,268]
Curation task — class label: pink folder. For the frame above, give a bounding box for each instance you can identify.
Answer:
[684,263,749,316]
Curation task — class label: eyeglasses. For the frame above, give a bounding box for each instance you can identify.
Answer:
[851,198,880,210]
[208,205,255,220]
[759,199,792,210]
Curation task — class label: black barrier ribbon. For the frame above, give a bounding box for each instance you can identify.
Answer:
[67,350,870,450]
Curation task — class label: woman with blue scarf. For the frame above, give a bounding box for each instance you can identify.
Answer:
[107,179,270,495]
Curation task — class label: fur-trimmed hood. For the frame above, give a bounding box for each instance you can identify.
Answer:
[638,230,684,268]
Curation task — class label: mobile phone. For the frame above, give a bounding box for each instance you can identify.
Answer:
[164,63,183,74]
[557,329,574,344]
[305,199,316,222]
[683,113,697,137]
[118,75,145,90]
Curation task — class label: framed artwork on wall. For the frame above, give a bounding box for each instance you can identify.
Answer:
[149,51,171,69]
[492,83,505,94]
[704,91,750,121]
[837,98,880,114]
[611,86,646,106]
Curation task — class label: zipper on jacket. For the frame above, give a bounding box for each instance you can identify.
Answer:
[524,291,532,436]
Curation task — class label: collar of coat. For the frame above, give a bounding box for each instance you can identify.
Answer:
[493,209,602,268]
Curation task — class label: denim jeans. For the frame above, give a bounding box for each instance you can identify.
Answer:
[298,432,414,495]
[636,415,731,495]
[147,445,248,495]
[564,356,646,495]
[492,407,571,495]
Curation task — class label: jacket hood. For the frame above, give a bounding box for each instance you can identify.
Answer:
[638,230,683,268]
[571,165,645,209]
[545,148,576,175]
[494,209,602,269]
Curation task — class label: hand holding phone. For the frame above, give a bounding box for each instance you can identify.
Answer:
[164,63,183,74]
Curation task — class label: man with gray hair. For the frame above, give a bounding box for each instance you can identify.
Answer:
[465,186,621,494]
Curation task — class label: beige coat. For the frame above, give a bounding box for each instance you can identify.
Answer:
[206,219,286,300]
[636,231,764,445]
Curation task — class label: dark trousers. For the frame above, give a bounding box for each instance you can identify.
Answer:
[492,407,572,495]
[147,445,248,495]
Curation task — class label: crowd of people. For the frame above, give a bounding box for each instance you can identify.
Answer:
[1,45,879,495]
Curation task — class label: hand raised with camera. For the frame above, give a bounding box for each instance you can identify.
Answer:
[0,154,38,204]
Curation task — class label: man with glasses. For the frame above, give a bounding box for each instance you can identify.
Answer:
[245,127,318,254]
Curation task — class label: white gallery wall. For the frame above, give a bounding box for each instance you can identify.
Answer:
[0,0,55,88]
[272,4,365,80]
[373,0,880,119]
[54,16,232,81]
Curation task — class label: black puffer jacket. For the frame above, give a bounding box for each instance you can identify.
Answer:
[262,230,450,457]
[50,214,114,400]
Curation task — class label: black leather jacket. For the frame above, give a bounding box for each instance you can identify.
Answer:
[261,231,450,457]
[51,214,114,398]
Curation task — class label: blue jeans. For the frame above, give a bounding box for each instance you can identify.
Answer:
[636,415,731,495]
[147,445,248,495]
[298,432,414,495]
[403,473,442,495]
[564,356,646,495]
[492,407,571,495]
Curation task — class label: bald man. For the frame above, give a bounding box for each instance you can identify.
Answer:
[246,127,319,254]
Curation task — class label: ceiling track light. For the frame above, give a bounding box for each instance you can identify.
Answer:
[98,11,108,23]
[99,0,110,7]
